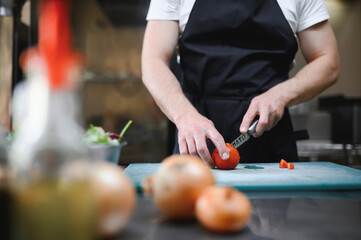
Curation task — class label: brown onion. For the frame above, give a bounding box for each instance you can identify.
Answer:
[143,155,215,219]
[195,186,251,233]
[91,162,136,237]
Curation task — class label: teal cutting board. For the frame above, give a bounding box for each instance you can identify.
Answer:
[123,162,361,192]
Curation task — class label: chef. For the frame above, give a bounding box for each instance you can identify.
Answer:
[141,0,340,166]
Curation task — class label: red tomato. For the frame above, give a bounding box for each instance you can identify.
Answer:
[212,143,240,170]
[288,162,294,170]
[279,159,288,168]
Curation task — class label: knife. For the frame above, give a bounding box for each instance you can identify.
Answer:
[230,120,259,149]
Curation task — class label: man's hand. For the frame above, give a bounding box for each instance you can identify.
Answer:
[175,111,229,167]
[240,88,287,137]
[240,20,340,137]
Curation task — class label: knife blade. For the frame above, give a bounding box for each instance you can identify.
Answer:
[230,120,258,149]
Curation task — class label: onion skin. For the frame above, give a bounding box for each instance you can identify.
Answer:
[142,176,154,196]
[145,155,215,219]
[91,162,136,237]
[195,186,251,233]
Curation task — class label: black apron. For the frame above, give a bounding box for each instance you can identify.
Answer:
[174,0,299,163]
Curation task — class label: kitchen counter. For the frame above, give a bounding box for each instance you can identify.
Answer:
[117,162,361,240]
[118,193,361,240]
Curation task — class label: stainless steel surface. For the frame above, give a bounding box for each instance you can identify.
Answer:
[319,95,361,144]
[231,132,250,148]
[290,112,331,140]
[297,140,361,163]
[117,194,361,240]
[289,110,361,164]
[231,120,258,148]
[247,120,258,135]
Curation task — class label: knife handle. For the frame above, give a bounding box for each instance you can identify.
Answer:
[247,120,259,135]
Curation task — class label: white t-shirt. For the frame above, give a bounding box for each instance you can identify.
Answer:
[146,0,330,35]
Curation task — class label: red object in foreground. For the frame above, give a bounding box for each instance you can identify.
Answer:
[279,159,288,168]
[109,133,120,140]
[38,0,83,90]
[288,162,295,170]
[212,143,240,170]
[279,159,295,170]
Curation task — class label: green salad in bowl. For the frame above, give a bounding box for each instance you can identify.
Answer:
[85,120,132,164]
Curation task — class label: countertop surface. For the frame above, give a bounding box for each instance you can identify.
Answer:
[118,162,361,240]
[117,194,361,240]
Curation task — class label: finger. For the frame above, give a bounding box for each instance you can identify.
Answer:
[186,137,197,156]
[194,136,215,167]
[207,129,229,160]
[178,138,189,155]
[253,114,268,137]
[267,114,275,131]
[240,107,258,134]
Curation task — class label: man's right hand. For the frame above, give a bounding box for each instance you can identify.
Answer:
[175,111,229,167]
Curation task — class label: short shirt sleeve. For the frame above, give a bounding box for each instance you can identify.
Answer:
[146,0,180,20]
[297,0,329,32]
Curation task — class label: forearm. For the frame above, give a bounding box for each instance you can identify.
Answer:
[142,58,198,124]
[274,52,340,107]
[141,20,199,125]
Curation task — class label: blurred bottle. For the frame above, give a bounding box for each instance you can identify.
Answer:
[8,1,96,240]
[0,125,12,240]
